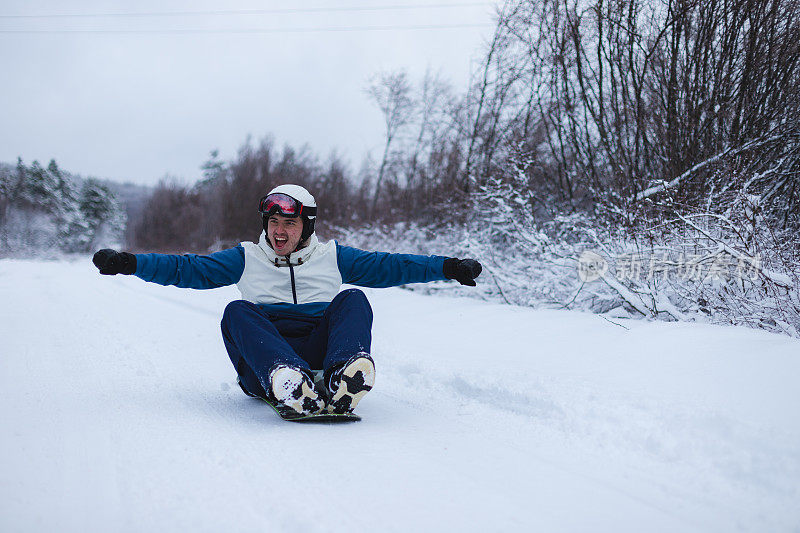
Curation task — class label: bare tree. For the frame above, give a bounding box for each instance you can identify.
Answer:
[367,70,415,217]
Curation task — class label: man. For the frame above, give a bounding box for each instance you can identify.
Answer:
[93,184,482,419]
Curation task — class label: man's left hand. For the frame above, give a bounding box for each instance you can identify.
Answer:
[443,258,482,286]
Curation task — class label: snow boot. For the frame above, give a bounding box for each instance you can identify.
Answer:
[326,353,375,414]
[269,364,326,416]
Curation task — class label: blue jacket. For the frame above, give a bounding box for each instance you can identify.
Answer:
[134,239,448,320]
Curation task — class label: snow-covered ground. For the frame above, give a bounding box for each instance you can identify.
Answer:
[1,257,799,532]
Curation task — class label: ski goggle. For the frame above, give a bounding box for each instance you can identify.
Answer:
[258,193,317,218]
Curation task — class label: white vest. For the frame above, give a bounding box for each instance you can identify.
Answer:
[237,232,342,305]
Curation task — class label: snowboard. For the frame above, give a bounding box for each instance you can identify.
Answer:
[259,396,361,423]
[238,374,361,422]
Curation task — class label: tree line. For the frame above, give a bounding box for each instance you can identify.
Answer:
[134,0,800,245]
[0,159,125,254]
[125,0,800,335]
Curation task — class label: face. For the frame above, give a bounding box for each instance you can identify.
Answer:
[267,214,304,256]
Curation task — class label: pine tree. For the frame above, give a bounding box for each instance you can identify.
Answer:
[20,160,59,211]
[0,158,126,254]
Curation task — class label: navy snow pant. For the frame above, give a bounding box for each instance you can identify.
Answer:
[220,288,373,398]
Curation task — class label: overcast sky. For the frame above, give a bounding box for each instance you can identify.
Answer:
[0,1,496,186]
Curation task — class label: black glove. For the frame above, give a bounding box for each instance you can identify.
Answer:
[92,249,137,275]
[443,258,482,286]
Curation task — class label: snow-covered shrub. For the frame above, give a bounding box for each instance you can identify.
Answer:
[329,183,800,339]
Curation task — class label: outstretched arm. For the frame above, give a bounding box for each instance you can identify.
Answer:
[93,246,245,289]
[336,243,481,288]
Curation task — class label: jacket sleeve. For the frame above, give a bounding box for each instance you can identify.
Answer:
[134,246,245,289]
[336,242,448,288]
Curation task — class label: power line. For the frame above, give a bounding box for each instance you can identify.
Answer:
[0,23,493,35]
[0,3,494,19]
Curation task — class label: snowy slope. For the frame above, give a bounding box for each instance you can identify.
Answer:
[1,258,799,532]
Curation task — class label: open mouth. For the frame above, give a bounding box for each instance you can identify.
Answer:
[274,236,288,248]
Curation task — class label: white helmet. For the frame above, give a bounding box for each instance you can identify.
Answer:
[267,184,316,217]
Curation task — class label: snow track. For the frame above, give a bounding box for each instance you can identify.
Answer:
[1,258,799,532]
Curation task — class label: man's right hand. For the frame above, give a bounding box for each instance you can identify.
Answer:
[92,249,137,275]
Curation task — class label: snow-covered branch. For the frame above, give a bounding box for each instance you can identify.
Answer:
[635,135,783,201]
